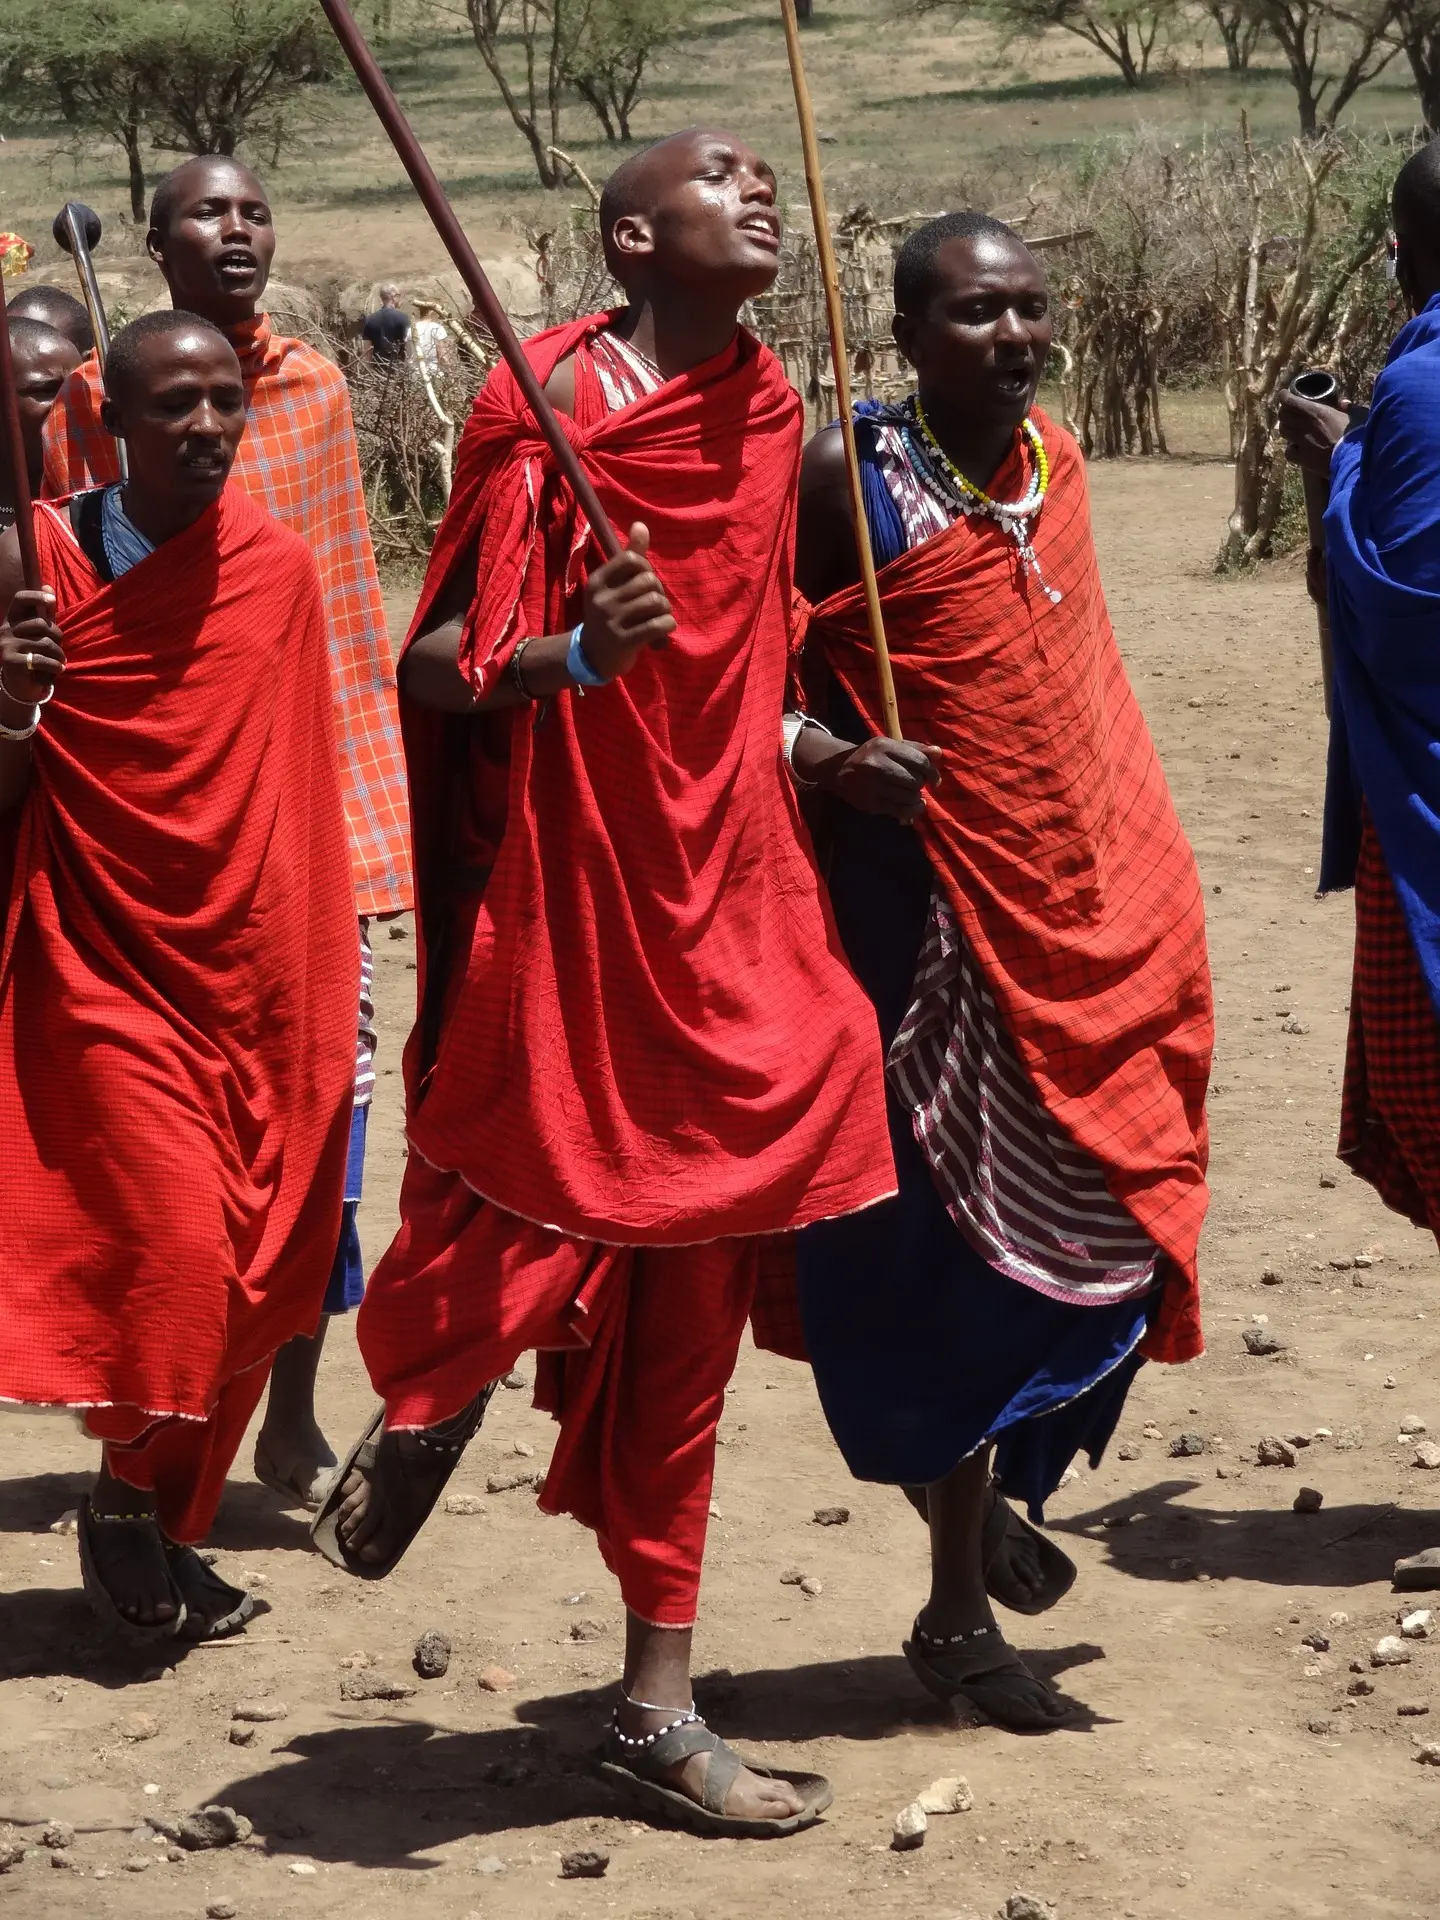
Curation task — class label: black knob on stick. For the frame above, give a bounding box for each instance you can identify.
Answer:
[52,203,103,255]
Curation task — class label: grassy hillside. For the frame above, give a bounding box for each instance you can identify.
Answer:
[0,0,1427,286]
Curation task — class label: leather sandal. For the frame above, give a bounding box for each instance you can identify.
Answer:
[903,1618,1073,1732]
[598,1710,832,1837]
[311,1385,496,1579]
[77,1495,186,1643]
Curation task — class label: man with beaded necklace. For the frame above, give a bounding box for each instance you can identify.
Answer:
[789,210,1214,1731]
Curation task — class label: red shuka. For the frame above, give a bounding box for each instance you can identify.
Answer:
[807,417,1213,1363]
[401,314,892,1244]
[0,491,358,1427]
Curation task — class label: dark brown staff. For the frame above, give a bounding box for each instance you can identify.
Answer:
[0,297,43,593]
[316,0,622,559]
[53,201,129,484]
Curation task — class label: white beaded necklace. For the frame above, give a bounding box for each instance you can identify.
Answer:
[899,399,1062,605]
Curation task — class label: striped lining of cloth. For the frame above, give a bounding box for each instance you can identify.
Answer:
[355,919,377,1109]
[889,893,1158,1304]
[872,409,1159,1308]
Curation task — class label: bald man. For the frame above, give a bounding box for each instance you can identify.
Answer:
[1280,140,1440,1591]
[0,318,81,539]
[0,310,354,1640]
[46,158,412,1508]
[7,285,94,357]
[312,130,892,1835]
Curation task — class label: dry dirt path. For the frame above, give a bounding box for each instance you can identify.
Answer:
[4,456,1440,1920]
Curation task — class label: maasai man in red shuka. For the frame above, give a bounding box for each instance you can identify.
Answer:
[45,159,412,1512]
[0,311,356,1641]
[791,213,1213,1730]
[310,130,892,1836]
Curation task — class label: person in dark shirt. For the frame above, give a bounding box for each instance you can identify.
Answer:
[361,285,410,363]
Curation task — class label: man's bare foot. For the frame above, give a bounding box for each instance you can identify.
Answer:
[254,1425,338,1510]
[332,1429,437,1565]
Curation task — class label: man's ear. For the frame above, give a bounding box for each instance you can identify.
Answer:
[99,396,123,441]
[892,311,917,372]
[610,212,655,264]
[144,227,164,273]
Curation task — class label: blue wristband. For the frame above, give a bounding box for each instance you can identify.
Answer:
[566,623,609,688]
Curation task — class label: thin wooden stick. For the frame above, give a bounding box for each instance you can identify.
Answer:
[0,298,42,593]
[317,0,621,559]
[779,0,902,741]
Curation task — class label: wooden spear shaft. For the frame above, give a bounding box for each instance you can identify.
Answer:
[778,0,902,741]
[0,297,42,593]
[317,0,622,559]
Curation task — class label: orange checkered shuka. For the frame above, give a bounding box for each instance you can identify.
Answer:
[44,314,412,916]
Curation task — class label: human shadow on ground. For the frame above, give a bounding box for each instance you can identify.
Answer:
[1049,1478,1440,1589]
[204,1649,1116,1865]
[0,1581,275,1688]
[0,1471,311,1553]
[206,1720,621,1865]
[519,1647,1115,1743]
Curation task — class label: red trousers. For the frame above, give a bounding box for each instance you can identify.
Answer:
[357,1151,759,1627]
[88,1361,272,1544]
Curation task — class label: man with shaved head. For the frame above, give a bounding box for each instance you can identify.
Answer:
[0,310,355,1640]
[1278,140,1440,1590]
[7,284,93,357]
[311,129,891,1835]
[0,317,80,539]
[45,157,413,1512]
[793,212,1212,1728]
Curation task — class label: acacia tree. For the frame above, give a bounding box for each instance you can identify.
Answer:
[1248,0,1401,134]
[1204,0,1265,68]
[462,0,569,186]
[1388,0,1440,128]
[562,0,687,140]
[0,0,332,222]
[912,0,1176,88]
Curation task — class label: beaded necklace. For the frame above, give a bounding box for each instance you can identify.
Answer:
[901,396,1062,605]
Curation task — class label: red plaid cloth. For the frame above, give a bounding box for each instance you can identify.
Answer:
[43,315,412,915]
[806,412,1213,1364]
[1340,817,1440,1228]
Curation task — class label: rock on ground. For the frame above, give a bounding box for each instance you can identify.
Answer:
[999,1897,1059,1920]
[1257,1435,1298,1467]
[891,1802,927,1850]
[413,1630,452,1679]
[340,1672,415,1702]
[559,1849,610,1879]
[916,1774,974,1814]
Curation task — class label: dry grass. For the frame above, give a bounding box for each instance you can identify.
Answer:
[1,0,1429,289]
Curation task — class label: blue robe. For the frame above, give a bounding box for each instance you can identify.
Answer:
[1321,291,1440,1023]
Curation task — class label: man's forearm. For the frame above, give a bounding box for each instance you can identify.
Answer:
[400,622,596,714]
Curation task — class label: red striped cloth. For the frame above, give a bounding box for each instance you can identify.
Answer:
[806,411,1213,1364]
[1340,816,1440,1229]
[43,315,412,916]
[394,313,892,1245]
[0,491,357,1539]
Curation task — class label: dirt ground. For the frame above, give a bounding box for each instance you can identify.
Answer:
[7,445,1440,1920]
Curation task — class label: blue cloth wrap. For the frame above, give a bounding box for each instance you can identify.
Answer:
[1321,293,1440,1021]
[321,1104,369,1316]
[794,720,1150,1520]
